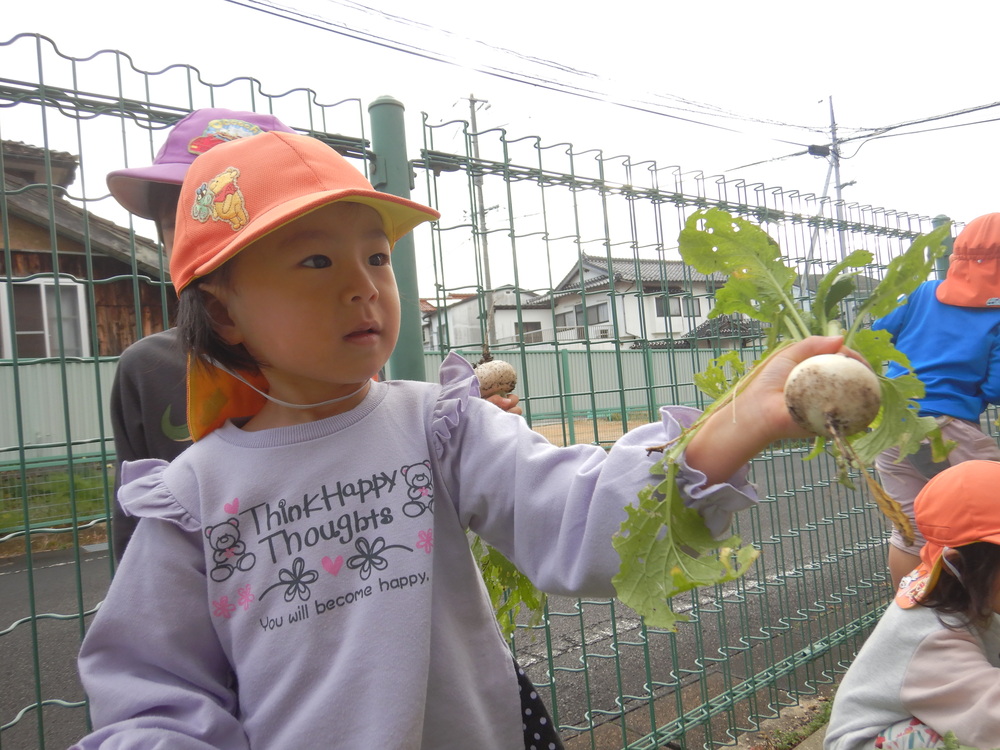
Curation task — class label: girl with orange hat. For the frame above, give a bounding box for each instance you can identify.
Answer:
[872,213,1000,587]
[824,460,1000,750]
[74,131,859,749]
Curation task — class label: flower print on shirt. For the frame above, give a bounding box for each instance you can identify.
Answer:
[346,536,413,580]
[238,584,255,611]
[213,595,237,619]
[416,529,433,553]
[259,557,319,603]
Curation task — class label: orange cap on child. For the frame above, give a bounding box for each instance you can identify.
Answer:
[935,213,1000,308]
[170,131,440,440]
[170,131,439,294]
[896,460,1000,608]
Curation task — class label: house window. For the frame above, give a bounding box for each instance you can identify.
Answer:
[555,311,574,328]
[656,296,680,317]
[574,302,609,325]
[0,279,89,359]
[656,295,701,318]
[516,321,543,343]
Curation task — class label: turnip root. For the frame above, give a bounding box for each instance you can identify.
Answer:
[474,358,517,399]
[783,354,881,438]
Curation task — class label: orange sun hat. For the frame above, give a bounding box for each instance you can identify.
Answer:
[170,131,440,440]
[935,213,1000,308]
[896,460,1000,608]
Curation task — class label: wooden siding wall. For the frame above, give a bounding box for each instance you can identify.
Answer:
[2,218,171,355]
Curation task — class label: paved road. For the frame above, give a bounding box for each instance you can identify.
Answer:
[0,449,890,749]
[1,544,112,750]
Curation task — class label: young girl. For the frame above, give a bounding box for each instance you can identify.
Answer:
[824,460,1000,750]
[74,131,855,749]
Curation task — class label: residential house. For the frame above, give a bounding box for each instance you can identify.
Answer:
[424,253,731,351]
[1,141,163,359]
[422,287,548,350]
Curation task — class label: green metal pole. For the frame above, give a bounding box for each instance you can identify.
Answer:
[560,349,576,446]
[369,95,426,382]
[931,214,953,280]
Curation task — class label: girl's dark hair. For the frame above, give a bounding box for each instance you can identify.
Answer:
[175,265,262,375]
[919,541,1000,629]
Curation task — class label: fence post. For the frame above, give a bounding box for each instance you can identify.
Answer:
[560,349,576,445]
[368,95,426,381]
[931,214,953,280]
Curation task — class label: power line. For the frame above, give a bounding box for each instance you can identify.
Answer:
[838,100,1000,144]
[725,149,811,173]
[839,113,1000,159]
[736,103,1000,176]
[319,0,817,131]
[225,0,827,143]
[228,0,1000,183]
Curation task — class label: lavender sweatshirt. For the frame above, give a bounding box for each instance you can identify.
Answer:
[74,354,756,749]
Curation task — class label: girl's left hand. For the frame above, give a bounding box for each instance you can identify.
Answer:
[484,392,522,416]
[685,336,867,484]
[740,336,870,444]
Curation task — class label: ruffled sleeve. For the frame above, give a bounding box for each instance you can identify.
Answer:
[118,458,200,533]
[431,352,480,458]
[658,406,757,539]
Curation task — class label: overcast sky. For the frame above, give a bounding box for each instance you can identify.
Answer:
[6,0,1000,227]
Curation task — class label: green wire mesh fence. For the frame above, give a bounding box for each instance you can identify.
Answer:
[2,32,990,750]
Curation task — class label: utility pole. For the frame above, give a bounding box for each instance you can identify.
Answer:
[466,93,497,348]
[828,96,848,260]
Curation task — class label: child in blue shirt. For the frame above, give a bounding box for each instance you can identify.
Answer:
[872,213,1000,586]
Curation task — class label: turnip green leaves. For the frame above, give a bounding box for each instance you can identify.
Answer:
[612,208,952,630]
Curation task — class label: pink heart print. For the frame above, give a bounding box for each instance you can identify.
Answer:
[224,498,240,514]
[322,555,344,576]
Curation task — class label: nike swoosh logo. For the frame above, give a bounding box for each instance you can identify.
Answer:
[161,405,192,443]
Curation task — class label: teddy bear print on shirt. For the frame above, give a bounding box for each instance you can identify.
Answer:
[400,461,434,518]
[205,518,257,582]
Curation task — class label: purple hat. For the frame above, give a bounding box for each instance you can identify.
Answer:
[107,108,296,219]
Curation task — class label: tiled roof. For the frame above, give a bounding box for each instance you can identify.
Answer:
[4,172,162,276]
[3,140,77,163]
[684,314,766,340]
[522,274,613,307]
[629,314,766,349]
[572,254,726,285]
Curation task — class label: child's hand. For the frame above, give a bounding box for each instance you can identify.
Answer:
[484,392,523,416]
[685,336,866,484]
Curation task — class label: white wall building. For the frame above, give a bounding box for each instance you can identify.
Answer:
[423,254,751,351]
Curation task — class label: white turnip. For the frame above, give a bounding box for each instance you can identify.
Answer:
[783,353,914,545]
[783,354,881,438]
[474,358,518,399]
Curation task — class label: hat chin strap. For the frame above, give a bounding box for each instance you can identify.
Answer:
[941,547,964,583]
[210,360,371,410]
